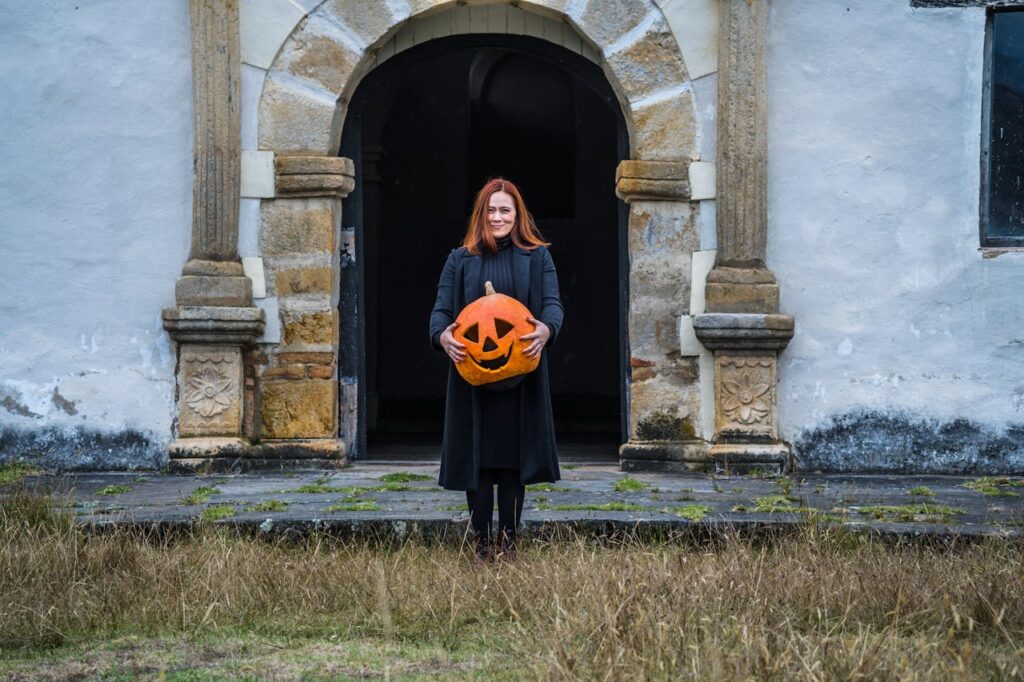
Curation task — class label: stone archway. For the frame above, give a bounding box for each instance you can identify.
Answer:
[166,0,794,474]
[251,0,706,465]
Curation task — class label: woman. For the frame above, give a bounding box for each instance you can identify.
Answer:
[429,178,564,562]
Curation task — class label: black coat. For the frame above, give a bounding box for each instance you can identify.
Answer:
[429,244,564,491]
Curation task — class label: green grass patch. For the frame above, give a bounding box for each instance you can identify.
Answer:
[733,495,800,513]
[181,486,221,505]
[437,504,468,512]
[199,504,236,521]
[378,472,433,483]
[613,476,648,493]
[290,482,414,495]
[666,504,713,521]
[96,484,131,496]
[858,503,963,523]
[246,499,289,513]
[527,482,571,492]
[908,486,935,497]
[0,462,41,486]
[327,501,381,512]
[963,477,1022,496]
[289,483,353,494]
[542,502,647,512]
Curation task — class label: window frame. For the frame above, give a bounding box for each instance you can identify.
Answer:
[980,6,1024,248]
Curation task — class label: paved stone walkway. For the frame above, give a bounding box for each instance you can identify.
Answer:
[7,463,1024,541]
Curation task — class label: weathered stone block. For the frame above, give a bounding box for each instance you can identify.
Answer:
[276,156,355,176]
[260,199,336,256]
[282,310,337,346]
[178,345,245,438]
[261,380,337,439]
[605,19,688,102]
[574,0,648,49]
[630,92,697,161]
[259,77,342,154]
[307,365,335,379]
[261,364,305,379]
[282,29,360,97]
[277,351,335,364]
[327,0,402,47]
[275,267,333,295]
[175,275,253,307]
[705,282,779,314]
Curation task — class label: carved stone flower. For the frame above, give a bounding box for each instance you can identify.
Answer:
[721,372,771,425]
[184,368,233,418]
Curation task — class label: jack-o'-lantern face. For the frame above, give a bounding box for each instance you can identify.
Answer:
[453,281,540,386]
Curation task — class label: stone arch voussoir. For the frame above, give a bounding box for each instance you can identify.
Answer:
[258,0,698,161]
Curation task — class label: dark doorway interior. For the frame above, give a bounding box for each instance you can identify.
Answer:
[341,35,626,460]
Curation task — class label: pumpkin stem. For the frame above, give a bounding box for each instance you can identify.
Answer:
[484,281,496,296]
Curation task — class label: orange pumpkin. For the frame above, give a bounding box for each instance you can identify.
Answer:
[453,281,540,386]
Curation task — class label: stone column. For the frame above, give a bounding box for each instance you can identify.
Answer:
[163,0,263,469]
[694,0,795,473]
[615,160,706,472]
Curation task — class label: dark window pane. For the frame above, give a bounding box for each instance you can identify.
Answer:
[986,10,1024,243]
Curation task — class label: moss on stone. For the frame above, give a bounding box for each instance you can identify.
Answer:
[666,504,712,521]
[635,412,696,441]
[379,472,433,483]
[733,495,800,514]
[327,501,380,512]
[908,486,935,497]
[543,502,647,512]
[963,478,1021,496]
[613,476,648,493]
[858,503,963,523]
[247,500,289,513]
[181,486,221,506]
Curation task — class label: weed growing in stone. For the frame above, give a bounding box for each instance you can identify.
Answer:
[180,486,221,506]
[246,500,289,513]
[908,486,936,497]
[858,503,964,523]
[733,495,800,514]
[199,504,236,521]
[526,483,570,492]
[542,502,647,512]
[963,478,1022,497]
[0,463,40,487]
[96,484,131,496]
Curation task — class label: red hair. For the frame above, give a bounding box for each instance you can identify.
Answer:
[462,178,550,255]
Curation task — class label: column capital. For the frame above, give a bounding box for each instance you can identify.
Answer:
[162,305,264,345]
[615,159,690,203]
[692,313,794,351]
[275,155,356,198]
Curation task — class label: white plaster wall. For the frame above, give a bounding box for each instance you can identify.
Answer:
[0,2,192,467]
[768,1,1024,471]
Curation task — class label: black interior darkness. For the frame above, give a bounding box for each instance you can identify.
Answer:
[340,35,627,459]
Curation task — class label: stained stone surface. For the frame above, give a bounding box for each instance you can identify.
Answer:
[260,380,337,438]
[630,91,697,161]
[605,19,688,102]
[11,465,1023,541]
[258,77,342,154]
[260,199,336,256]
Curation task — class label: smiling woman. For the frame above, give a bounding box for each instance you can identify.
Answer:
[429,178,564,561]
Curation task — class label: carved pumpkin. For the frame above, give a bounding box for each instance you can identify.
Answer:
[453,281,540,386]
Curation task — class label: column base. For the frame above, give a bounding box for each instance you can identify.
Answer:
[618,440,711,473]
[167,437,346,473]
[705,442,791,475]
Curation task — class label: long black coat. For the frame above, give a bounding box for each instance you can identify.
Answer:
[429,244,564,491]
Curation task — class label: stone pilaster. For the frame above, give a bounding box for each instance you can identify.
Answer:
[697,0,794,473]
[614,160,706,472]
[164,0,262,469]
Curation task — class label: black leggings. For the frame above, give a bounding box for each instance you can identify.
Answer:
[466,468,525,538]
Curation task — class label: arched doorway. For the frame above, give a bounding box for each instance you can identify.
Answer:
[340,34,628,460]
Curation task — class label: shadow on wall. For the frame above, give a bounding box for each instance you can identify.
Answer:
[0,427,165,471]
[794,410,1024,474]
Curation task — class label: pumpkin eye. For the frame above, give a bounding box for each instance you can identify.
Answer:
[495,319,514,339]
[464,323,479,343]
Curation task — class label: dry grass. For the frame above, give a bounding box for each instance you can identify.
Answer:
[1,484,1023,680]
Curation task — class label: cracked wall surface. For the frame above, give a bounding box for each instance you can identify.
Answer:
[0,2,191,469]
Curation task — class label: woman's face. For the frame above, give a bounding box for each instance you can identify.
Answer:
[487,191,517,239]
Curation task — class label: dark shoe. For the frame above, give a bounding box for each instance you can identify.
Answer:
[473,532,492,564]
[496,529,517,562]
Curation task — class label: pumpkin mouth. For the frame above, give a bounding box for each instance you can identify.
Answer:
[469,344,513,371]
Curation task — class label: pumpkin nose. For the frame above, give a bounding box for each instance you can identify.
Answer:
[482,337,498,352]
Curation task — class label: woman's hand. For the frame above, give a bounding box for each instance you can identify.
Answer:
[521,317,550,358]
[440,321,466,364]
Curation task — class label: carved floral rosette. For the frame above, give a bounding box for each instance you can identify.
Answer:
[178,345,243,436]
[714,355,777,440]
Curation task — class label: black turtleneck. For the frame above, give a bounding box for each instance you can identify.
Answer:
[480,235,515,298]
